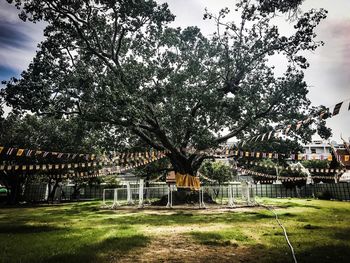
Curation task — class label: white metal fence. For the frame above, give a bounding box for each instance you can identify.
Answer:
[102,182,256,208]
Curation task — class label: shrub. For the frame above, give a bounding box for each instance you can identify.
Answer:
[316,190,333,200]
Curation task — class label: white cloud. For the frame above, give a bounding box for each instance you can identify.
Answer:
[0,1,45,76]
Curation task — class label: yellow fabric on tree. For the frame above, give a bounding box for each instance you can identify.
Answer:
[175,173,201,190]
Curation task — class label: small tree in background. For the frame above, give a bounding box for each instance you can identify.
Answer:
[199,161,234,185]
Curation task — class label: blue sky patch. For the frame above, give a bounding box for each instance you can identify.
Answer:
[0,65,19,82]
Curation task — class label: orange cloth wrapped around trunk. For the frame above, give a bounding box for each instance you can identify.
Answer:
[175,173,201,190]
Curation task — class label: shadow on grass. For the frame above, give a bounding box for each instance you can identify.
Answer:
[0,224,61,234]
[97,211,278,227]
[189,229,250,247]
[45,234,150,263]
[276,203,321,210]
[332,228,350,241]
[242,243,350,263]
[298,244,350,263]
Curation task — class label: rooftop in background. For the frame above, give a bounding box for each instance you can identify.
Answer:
[302,140,346,155]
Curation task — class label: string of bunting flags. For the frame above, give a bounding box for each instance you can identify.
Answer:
[0,146,168,162]
[236,167,338,181]
[211,148,350,162]
[241,160,347,174]
[241,98,350,144]
[0,153,166,172]
[1,143,348,179]
[0,147,167,178]
[2,143,349,165]
[27,163,151,180]
[0,146,97,160]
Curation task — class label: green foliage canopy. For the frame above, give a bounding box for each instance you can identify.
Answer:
[2,0,329,174]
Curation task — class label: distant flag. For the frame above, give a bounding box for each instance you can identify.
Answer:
[333,102,343,116]
[16,149,24,156]
[6,148,14,155]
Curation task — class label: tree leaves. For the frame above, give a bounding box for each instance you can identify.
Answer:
[1,0,329,173]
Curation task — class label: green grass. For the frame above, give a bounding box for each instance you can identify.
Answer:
[0,198,349,262]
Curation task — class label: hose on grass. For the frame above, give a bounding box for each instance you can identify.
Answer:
[258,202,298,263]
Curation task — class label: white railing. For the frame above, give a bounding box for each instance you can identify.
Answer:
[102,182,256,209]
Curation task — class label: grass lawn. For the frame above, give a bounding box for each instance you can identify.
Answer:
[0,198,349,263]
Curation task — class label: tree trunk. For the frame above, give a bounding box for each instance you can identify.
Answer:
[167,153,205,175]
[6,175,23,205]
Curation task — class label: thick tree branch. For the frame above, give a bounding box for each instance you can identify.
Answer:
[215,103,275,143]
[45,1,125,84]
[114,27,126,62]
[132,128,165,150]
[181,101,202,148]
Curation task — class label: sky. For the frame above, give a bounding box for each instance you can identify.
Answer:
[0,0,349,142]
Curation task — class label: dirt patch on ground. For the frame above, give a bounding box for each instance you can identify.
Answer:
[100,205,266,215]
[116,233,257,263]
[140,223,230,235]
[101,206,273,262]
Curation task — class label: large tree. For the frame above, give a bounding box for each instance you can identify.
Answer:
[2,0,328,175]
